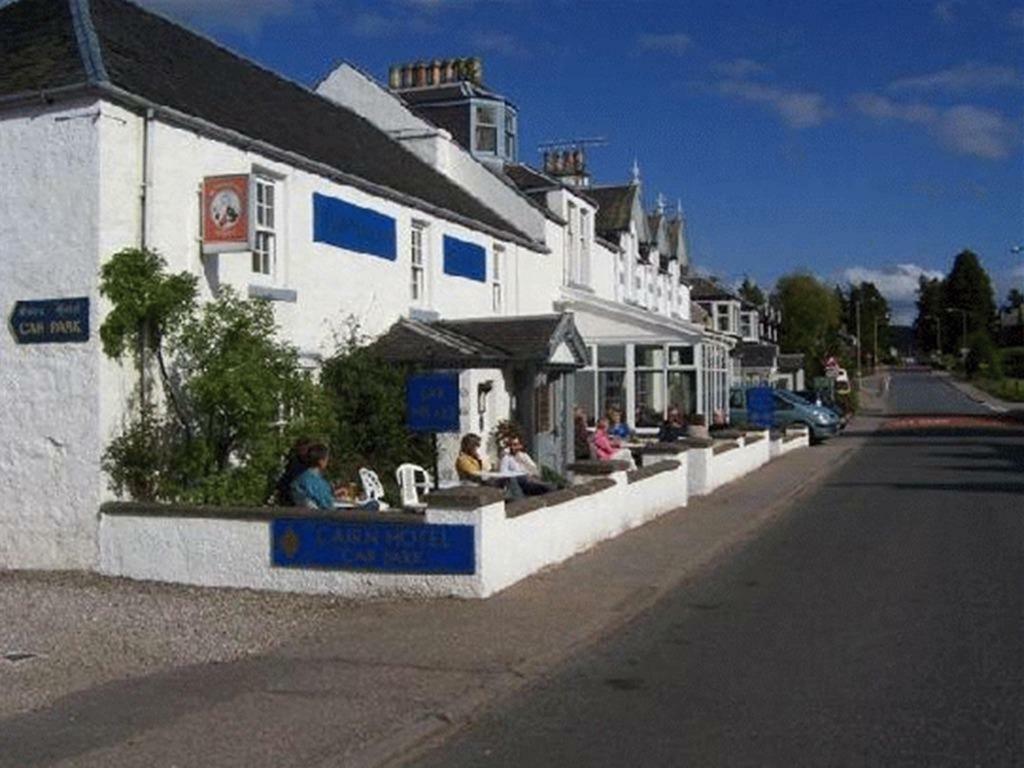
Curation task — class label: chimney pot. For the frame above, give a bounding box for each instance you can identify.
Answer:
[388,66,400,89]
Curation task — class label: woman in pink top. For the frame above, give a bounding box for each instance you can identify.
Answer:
[592,418,636,469]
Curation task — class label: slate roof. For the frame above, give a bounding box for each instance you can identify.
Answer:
[0,0,533,244]
[504,163,558,193]
[589,184,638,236]
[371,314,587,369]
[688,276,739,301]
[778,353,805,373]
[397,81,512,107]
[736,342,779,369]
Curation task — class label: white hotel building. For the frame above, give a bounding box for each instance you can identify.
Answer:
[0,0,734,570]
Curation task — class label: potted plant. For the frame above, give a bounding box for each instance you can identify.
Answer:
[686,413,709,440]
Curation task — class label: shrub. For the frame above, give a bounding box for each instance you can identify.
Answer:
[965,331,1001,380]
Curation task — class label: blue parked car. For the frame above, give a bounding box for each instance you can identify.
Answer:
[729,386,840,443]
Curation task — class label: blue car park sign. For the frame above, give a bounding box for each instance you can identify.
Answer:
[406,372,460,433]
[271,518,476,574]
[746,385,775,428]
[10,297,89,344]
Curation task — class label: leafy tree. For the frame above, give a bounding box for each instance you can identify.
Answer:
[964,331,1001,379]
[943,249,995,348]
[1005,288,1024,310]
[738,276,766,307]
[319,324,433,493]
[772,272,842,376]
[845,281,890,369]
[913,276,945,353]
[100,249,331,504]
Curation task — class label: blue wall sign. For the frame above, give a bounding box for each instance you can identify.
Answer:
[746,385,775,428]
[406,372,460,433]
[443,235,486,282]
[312,193,397,260]
[10,297,89,344]
[271,518,475,574]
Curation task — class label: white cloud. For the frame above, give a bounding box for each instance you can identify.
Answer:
[851,93,1017,160]
[842,264,945,323]
[718,80,831,128]
[712,58,767,78]
[638,33,693,56]
[888,62,1019,93]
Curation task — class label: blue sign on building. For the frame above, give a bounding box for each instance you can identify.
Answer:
[10,297,89,344]
[442,235,486,282]
[312,193,397,261]
[271,518,475,574]
[406,372,460,433]
[746,385,776,429]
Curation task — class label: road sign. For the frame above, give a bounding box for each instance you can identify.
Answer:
[10,297,89,344]
[824,356,839,370]
[406,372,460,433]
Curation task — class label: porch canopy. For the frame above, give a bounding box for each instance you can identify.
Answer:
[371,313,589,371]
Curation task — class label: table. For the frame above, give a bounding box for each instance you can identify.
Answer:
[479,470,526,480]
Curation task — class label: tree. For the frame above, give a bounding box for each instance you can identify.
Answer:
[738,276,766,307]
[943,249,995,349]
[100,249,332,504]
[1005,288,1024,310]
[845,281,890,369]
[772,272,842,376]
[913,276,944,354]
[319,324,433,493]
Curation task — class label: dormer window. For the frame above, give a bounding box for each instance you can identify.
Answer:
[504,110,517,160]
[475,104,498,153]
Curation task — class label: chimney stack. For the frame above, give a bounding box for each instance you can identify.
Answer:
[388,57,485,89]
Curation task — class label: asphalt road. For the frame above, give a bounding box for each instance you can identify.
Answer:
[887,369,993,415]
[407,372,1024,767]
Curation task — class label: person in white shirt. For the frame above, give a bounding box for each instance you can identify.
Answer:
[500,436,553,496]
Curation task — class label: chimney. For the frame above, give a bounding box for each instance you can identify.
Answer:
[413,61,426,87]
[429,59,442,85]
[468,57,483,85]
[388,66,401,89]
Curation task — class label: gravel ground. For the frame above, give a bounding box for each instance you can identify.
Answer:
[0,570,360,718]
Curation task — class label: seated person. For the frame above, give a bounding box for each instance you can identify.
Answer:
[591,418,637,469]
[274,437,312,506]
[500,436,554,496]
[290,443,337,510]
[291,443,380,511]
[573,407,591,460]
[657,406,687,443]
[457,433,523,499]
[606,408,632,440]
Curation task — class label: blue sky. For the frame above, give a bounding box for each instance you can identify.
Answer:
[139,0,1023,322]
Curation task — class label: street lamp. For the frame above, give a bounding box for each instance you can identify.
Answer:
[945,307,968,359]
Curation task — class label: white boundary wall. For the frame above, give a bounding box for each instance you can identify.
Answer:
[100,458,689,599]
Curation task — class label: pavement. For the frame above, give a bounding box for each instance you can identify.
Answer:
[1,418,867,767]
[406,371,1024,767]
[934,370,1022,415]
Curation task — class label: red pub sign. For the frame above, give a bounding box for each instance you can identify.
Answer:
[202,174,251,253]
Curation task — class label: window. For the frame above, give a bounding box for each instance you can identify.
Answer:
[740,313,753,339]
[634,345,666,427]
[504,110,517,160]
[252,176,276,276]
[566,201,578,283]
[491,244,504,313]
[410,220,429,306]
[578,209,590,285]
[475,104,498,153]
[534,382,552,433]
[715,304,730,332]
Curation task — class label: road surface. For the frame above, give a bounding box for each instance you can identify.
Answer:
[408,371,1024,767]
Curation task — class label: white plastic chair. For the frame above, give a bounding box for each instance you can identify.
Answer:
[395,463,432,512]
[358,467,389,511]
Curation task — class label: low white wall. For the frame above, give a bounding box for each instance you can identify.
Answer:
[99,458,688,599]
[771,430,810,457]
[100,512,489,599]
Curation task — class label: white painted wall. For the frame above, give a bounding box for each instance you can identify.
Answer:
[0,99,104,569]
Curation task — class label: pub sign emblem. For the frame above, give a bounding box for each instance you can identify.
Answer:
[202,174,251,253]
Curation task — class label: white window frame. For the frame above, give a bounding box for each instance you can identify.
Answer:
[410,219,430,307]
[252,175,277,278]
[491,244,505,313]
[578,208,591,286]
[474,102,499,154]
[566,201,578,285]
